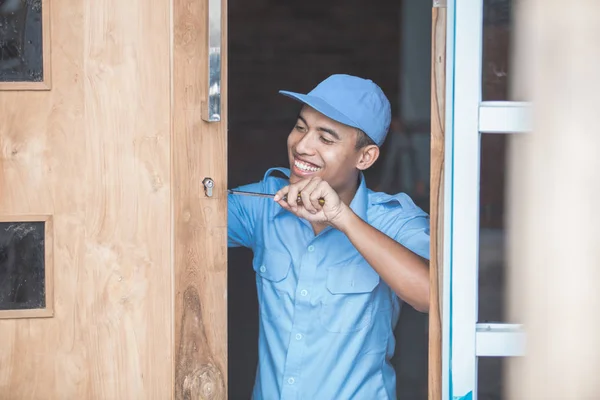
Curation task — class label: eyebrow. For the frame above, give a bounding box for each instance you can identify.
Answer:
[297,114,341,141]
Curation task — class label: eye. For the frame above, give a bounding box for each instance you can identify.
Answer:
[295,125,307,133]
[320,136,334,145]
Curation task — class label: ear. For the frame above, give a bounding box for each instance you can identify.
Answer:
[356,145,380,171]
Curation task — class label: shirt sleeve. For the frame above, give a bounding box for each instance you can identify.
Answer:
[372,192,431,261]
[228,183,263,248]
[393,215,431,261]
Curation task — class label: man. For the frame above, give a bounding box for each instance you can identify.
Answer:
[228,74,430,399]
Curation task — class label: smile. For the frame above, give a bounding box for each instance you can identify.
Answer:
[294,159,322,172]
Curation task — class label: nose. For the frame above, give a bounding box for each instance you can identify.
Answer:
[294,131,316,155]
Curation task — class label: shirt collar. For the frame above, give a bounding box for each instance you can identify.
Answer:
[266,168,369,222]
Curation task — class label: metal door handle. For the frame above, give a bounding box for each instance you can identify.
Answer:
[202,0,221,122]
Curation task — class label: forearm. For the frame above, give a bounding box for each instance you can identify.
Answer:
[334,206,430,313]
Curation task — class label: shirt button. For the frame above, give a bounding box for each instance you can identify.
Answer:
[288,377,295,385]
[307,245,315,252]
[300,289,308,297]
[295,333,303,340]
[259,265,266,273]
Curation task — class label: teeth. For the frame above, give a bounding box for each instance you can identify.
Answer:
[295,159,321,172]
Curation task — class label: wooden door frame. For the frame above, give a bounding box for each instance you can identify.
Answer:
[169,0,447,398]
[429,1,446,400]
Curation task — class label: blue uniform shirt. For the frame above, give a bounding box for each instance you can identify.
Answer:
[228,167,430,400]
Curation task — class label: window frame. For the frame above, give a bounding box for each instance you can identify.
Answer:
[443,1,530,399]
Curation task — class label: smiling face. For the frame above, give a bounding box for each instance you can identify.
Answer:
[287,105,380,201]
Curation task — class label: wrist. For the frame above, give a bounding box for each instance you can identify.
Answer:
[330,203,357,232]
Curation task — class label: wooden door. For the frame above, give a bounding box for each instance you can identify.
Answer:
[0,0,227,398]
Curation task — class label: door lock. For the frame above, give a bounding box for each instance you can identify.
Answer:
[202,177,215,197]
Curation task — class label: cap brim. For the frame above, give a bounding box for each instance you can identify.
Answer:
[279,90,359,130]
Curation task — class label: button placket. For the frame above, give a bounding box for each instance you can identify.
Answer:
[280,241,318,394]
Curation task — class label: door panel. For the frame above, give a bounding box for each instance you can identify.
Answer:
[172,0,228,398]
[0,0,174,398]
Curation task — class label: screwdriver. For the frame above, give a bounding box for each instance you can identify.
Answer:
[228,189,325,206]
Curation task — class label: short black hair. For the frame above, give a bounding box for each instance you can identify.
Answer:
[355,129,376,150]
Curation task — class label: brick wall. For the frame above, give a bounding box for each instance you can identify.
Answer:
[228,0,401,189]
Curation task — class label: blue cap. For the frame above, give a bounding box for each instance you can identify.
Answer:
[279,74,391,146]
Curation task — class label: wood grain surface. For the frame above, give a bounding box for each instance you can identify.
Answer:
[429,5,446,400]
[0,0,173,397]
[172,0,228,398]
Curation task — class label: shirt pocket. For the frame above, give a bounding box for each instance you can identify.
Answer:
[253,247,293,321]
[319,262,380,333]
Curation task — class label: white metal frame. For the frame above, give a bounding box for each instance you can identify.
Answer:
[443,1,531,399]
[479,101,532,134]
[475,324,526,357]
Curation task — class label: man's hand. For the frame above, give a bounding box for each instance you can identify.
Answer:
[273,177,348,226]
[274,177,430,312]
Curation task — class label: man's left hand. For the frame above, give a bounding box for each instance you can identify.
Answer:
[273,177,348,226]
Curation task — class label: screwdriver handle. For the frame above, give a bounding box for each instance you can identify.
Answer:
[282,194,325,206]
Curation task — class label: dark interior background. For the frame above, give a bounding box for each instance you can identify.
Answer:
[227,1,431,399]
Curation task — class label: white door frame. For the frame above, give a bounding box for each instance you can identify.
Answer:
[442,1,530,399]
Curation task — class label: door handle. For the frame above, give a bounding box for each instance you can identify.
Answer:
[202,0,221,122]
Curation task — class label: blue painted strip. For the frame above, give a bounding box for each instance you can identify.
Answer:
[454,391,473,400]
